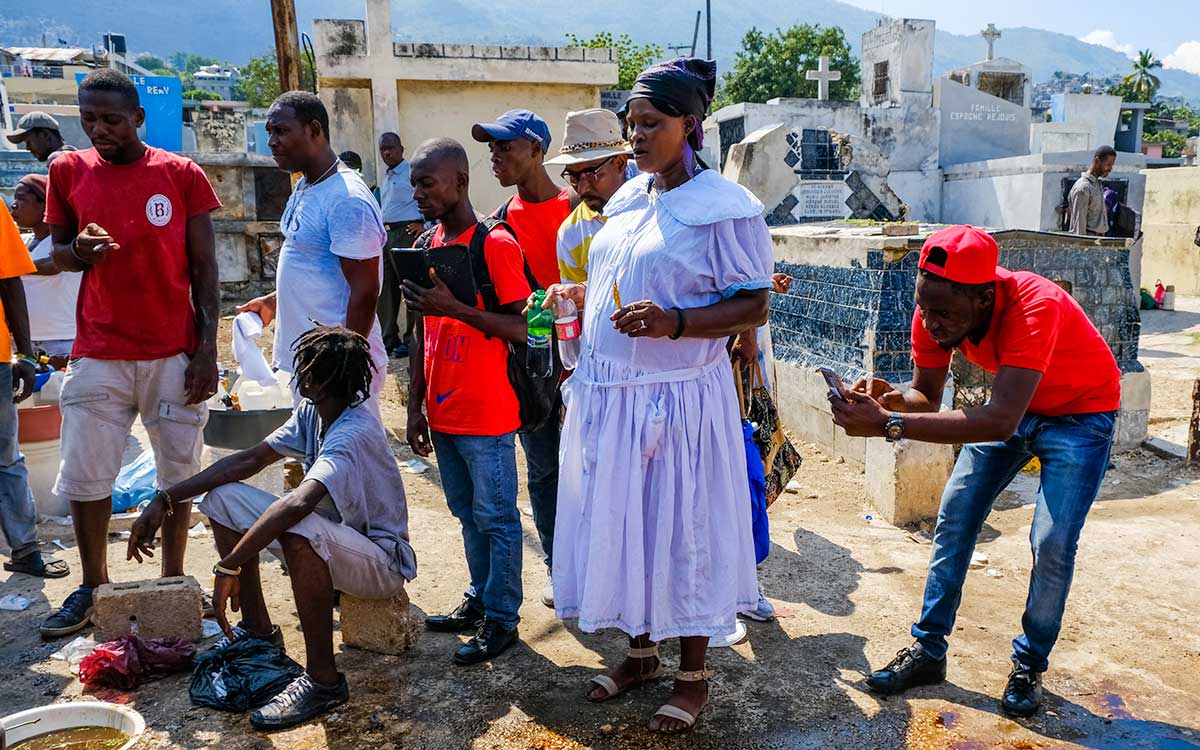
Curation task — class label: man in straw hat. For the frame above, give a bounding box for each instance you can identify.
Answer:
[546,108,632,284]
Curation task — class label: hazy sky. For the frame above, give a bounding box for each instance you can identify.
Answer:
[839,0,1200,74]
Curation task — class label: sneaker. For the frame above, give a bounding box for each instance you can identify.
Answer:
[708,620,749,649]
[1001,659,1043,718]
[249,672,349,731]
[541,571,554,609]
[865,643,947,694]
[40,587,95,638]
[206,622,286,654]
[740,593,776,622]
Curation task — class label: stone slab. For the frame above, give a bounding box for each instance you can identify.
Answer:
[865,437,955,526]
[340,588,421,655]
[93,575,204,642]
[1114,369,1151,452]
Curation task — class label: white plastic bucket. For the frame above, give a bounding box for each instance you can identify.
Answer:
[1,701,145,750]
[23,438,66,519]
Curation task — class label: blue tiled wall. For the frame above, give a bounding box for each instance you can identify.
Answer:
[770,249,920,385]
[769,238,1141,396]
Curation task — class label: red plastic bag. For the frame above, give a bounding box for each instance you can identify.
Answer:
[79,635,195,689]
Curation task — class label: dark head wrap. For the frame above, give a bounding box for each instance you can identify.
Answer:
[17,173,47,201]
[628,57,717,120]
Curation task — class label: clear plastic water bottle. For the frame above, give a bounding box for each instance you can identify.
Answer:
[554,295,580,371]
[527,290,554,377]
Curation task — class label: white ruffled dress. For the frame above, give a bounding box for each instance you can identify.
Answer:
[552,170,775,641]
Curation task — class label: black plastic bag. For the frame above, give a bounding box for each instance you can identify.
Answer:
[189,638,303,712]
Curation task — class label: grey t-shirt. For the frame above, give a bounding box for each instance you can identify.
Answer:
[266,401,417,580]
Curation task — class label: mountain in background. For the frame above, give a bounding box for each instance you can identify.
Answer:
[4,0,1198,104]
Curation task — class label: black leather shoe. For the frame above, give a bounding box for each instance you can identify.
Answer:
[425,598,485,633]
[866,644,947,694]
[453,619,518,665]
[1001,660,1043,718]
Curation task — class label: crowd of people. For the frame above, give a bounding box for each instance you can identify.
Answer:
[0,58,1122,735]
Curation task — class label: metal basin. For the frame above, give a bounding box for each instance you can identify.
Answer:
[2,702,145,750]
[203,407,291,450]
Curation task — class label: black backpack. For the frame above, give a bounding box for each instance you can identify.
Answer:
[418,217,561,433]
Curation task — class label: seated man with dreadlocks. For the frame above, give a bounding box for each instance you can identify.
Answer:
[126,326,417,731]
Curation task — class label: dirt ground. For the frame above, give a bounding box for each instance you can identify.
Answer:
[1,305,1198,750]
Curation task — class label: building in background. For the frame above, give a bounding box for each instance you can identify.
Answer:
[193,64,240,100]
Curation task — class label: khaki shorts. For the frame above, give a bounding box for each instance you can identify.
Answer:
[199,482,407,599]
[53,354,208,503]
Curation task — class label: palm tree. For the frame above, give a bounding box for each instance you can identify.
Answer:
[1122,49,1163,102]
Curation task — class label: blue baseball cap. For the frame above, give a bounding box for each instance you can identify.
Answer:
[471,109,552,153]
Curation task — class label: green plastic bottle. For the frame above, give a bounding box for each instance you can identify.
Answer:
[526,290,553,377]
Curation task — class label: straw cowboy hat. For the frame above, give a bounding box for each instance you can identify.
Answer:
[545,108,632,167]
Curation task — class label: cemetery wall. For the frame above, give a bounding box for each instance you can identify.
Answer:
[1140,166,1200,295]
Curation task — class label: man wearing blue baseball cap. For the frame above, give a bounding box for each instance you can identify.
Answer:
[472,109,574,610]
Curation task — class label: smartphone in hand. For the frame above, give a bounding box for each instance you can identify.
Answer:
[818,367,848,402]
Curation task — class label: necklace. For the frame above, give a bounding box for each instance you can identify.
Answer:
[282,158,342,232]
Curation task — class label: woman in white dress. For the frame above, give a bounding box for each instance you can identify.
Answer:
[546,58,775,734]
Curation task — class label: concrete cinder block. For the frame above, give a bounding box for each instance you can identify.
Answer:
[557,47,585,62]
[583,47,611,63]
[865,438,955,526]
[339,588,421,655]
[1114,369,1151,452]
[93,576,203,642]
[473,45,502,59]
[529,47,556,61]
[393,43,414,57]
[501,46,530,60]
[413,43,444,58]
[442,44,473,58]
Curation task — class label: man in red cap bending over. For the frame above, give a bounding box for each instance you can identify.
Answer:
[831,225,1120,718]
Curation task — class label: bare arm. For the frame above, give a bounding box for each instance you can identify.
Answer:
[339,256,380,338]
[184,212,220,405]
[833,365,1042,444]
[0,278,33,358]
[33,256,62,276]
[612,289,770,340]
[406,314,432,457]
[127,442,283,561]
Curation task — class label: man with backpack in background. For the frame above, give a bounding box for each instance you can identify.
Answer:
[472,110,571,608]
[402,138,532,665]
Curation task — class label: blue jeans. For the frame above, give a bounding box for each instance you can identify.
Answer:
[0,363,39,561]
[912,411,1116,672]
[519,414,559,569]
[431,430,522,628]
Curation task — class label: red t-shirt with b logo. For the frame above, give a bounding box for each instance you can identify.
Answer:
[45,146,221,360]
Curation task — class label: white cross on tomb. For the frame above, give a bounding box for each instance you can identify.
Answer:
[805,56,842,101]
[982,24,1002,61]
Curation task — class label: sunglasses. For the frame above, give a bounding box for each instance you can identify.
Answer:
[561,156,616,185]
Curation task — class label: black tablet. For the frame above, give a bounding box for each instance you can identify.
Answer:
[427,243,479,307]
[392,248,431,289]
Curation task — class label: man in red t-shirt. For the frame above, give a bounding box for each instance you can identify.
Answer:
[402,138,531,665]
[41,69,221,638]
[831,226,1121,718]
[472,110,573,607]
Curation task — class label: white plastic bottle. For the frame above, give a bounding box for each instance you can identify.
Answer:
[554,295,581,371]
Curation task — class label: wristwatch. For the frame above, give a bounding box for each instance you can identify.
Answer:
[884,413,905,443]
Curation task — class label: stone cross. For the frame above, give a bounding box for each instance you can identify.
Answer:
[805,56,842,101]
[982,23,1002,61]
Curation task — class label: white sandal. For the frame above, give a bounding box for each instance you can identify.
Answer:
[586,645,663,702]
[651,668,713,733]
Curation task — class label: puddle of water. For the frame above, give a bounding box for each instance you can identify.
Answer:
[1097,692,1137,721]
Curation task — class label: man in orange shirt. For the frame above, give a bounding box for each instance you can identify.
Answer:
[403,138,532,665]
[473,110,573,607]
[0,203,68,579]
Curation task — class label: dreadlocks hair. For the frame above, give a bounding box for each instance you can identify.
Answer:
[291,325,376,407]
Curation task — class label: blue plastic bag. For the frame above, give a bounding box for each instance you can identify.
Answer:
[742,420,770,565]
[111,449,158,512]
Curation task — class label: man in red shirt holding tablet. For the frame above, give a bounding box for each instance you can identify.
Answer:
[831,225,1120,718]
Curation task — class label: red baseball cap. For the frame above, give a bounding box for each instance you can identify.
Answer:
[918,225,1006,284]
